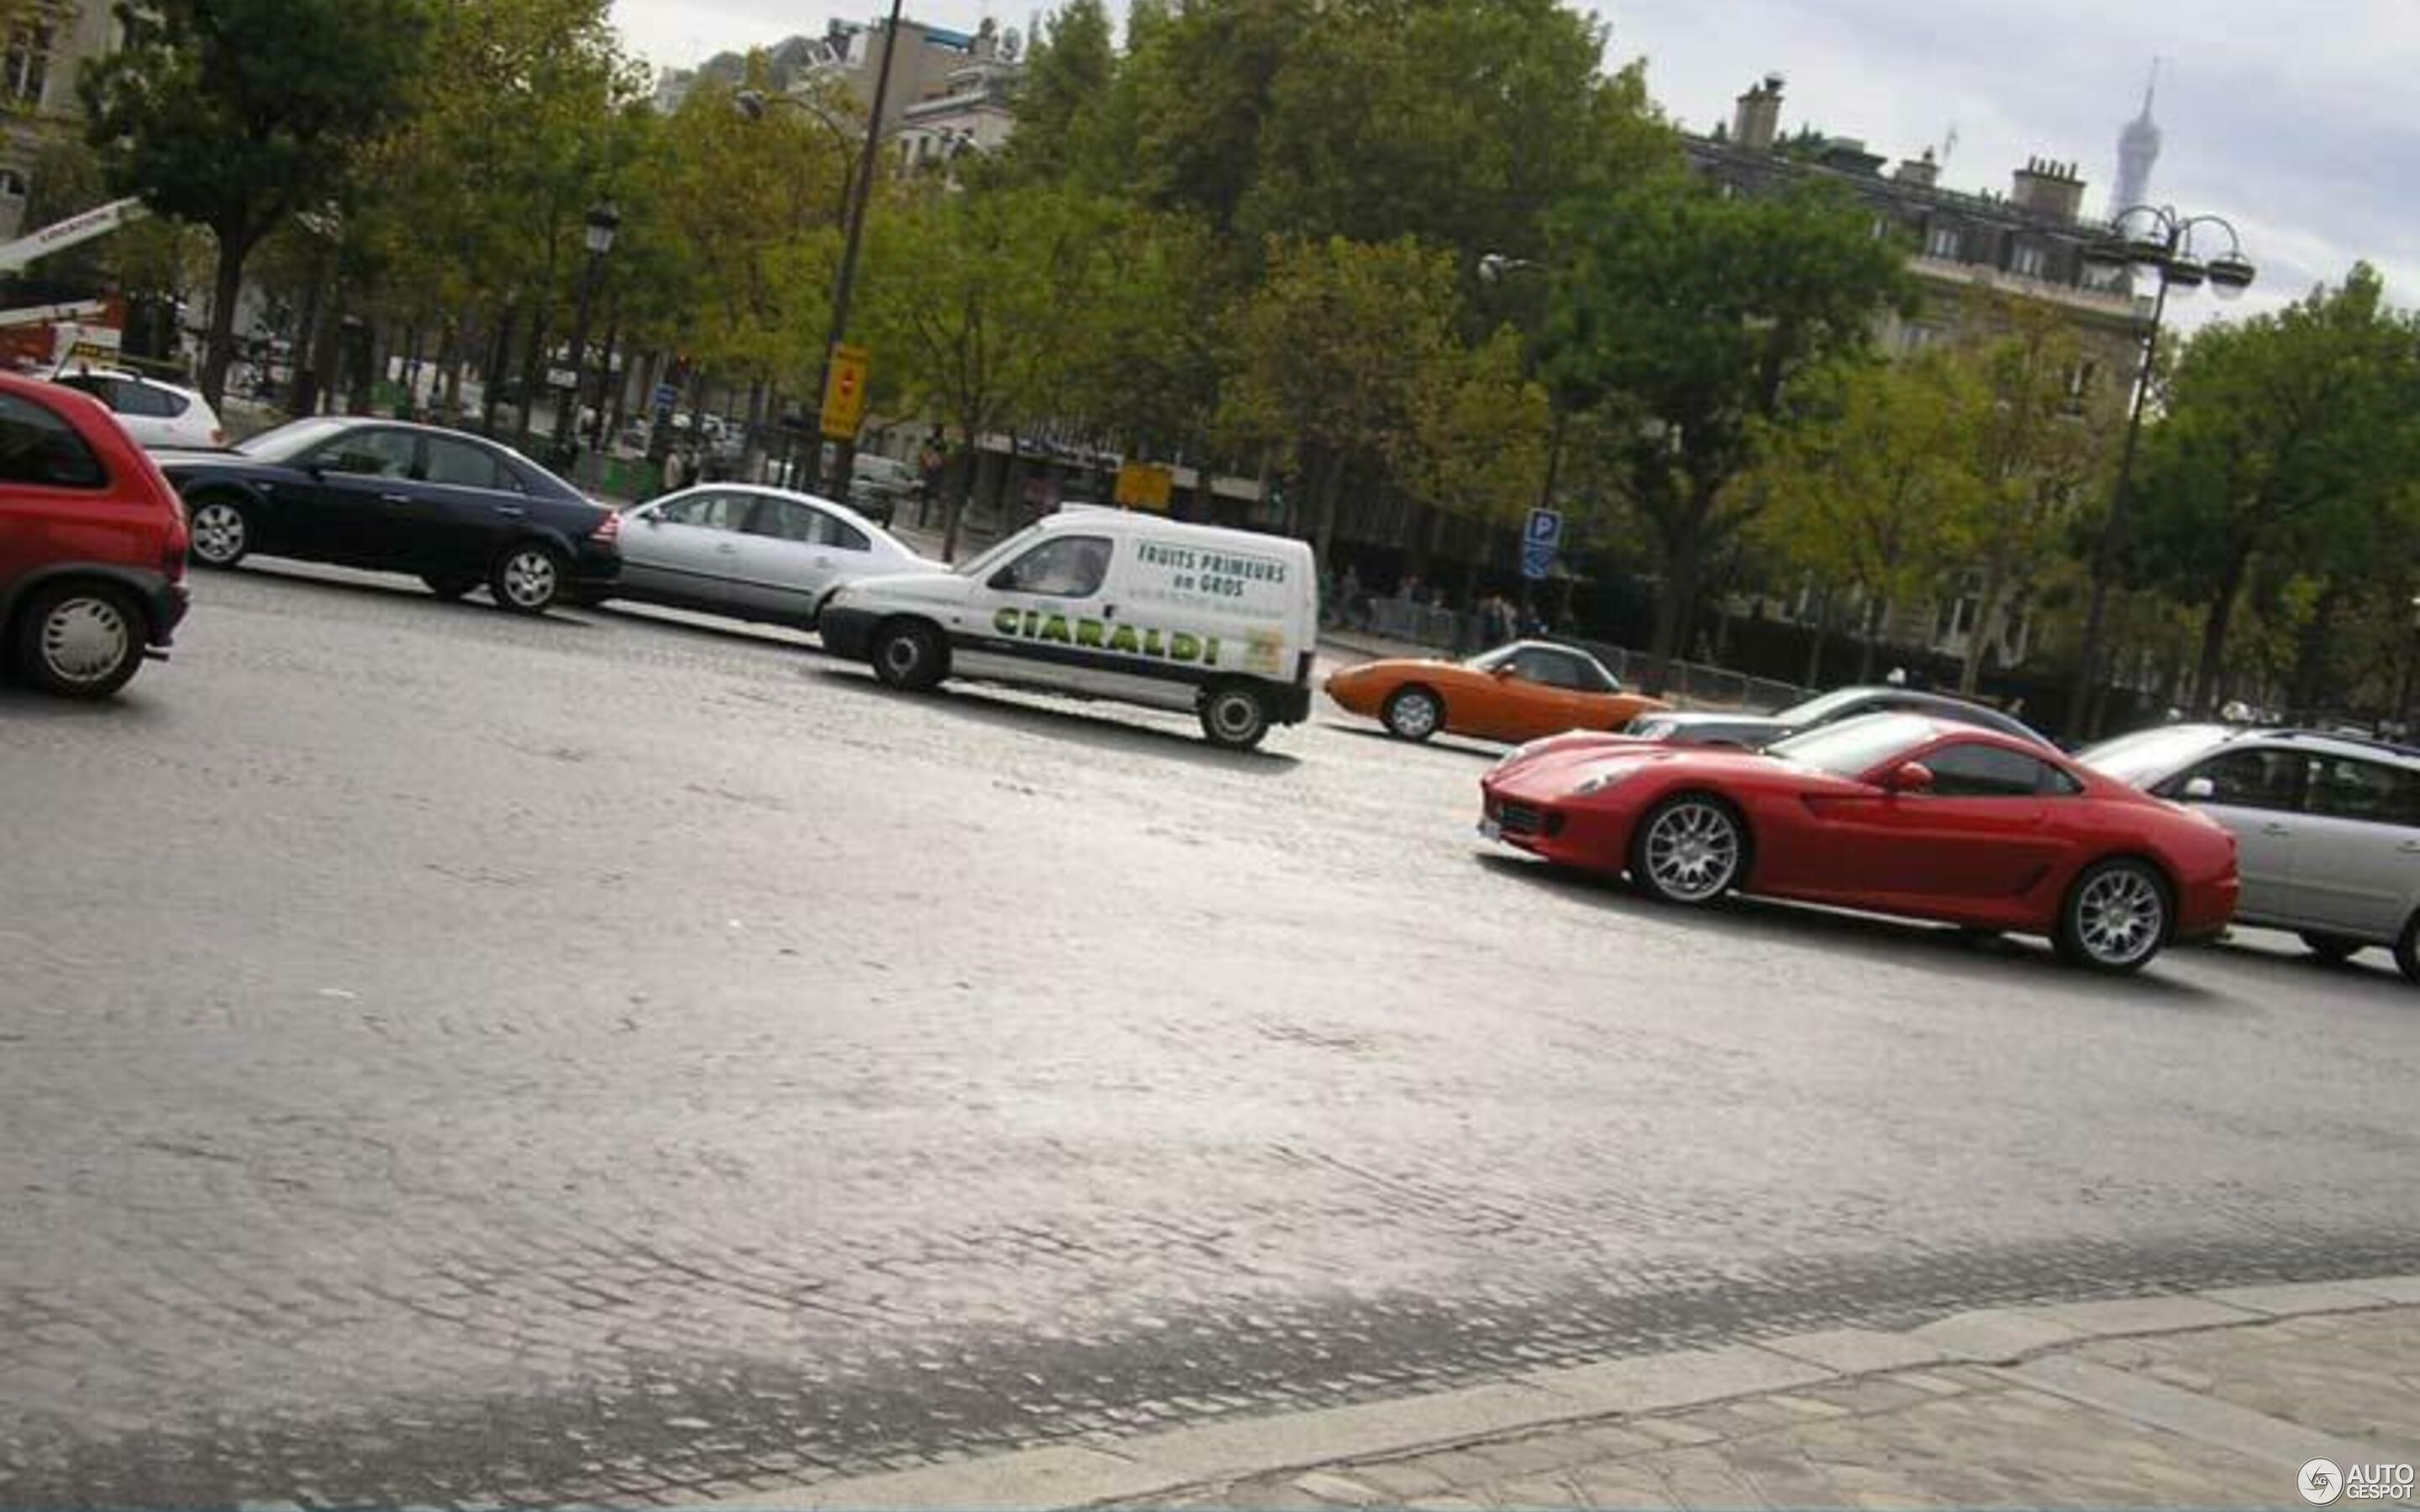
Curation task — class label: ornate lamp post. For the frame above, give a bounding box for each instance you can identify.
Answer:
[550,200,621,471]
[2065,204,2254,738]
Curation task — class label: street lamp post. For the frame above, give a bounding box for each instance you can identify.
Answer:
[2065,204,2254,740]
[1478,252,1564,633]
[550,200,621,472]
[734,88,859,228]
[816,0,908,496]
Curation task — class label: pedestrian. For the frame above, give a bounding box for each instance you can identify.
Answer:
[1340,563,1362,622]
[662,449,687,492]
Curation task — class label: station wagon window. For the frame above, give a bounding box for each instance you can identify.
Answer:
[0,391,106,488]
[991,533,1111,597]
[2159,747,2305,812]
[115,381,184,419]
[1922,741,2079,797]
[655,491,750,530]
[423,437,507,490]
[312,428,417,479]
[2305,756,2420,827]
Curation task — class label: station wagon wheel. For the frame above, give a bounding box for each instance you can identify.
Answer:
[187,496,250,567]
[13,581,144,699]
[1381,685,1442,742]
[2056,859,2170,974]
[489,543,564,614]
[1200,685,1270,751]
[2396,915,2420,986]
[1629,795,1744,905]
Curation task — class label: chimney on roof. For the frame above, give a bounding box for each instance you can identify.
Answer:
[2010,155,2085,223]
[1732,72,1784,152]
[1893,147,1939,188]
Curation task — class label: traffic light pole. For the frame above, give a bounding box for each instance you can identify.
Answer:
[810,0,904,496]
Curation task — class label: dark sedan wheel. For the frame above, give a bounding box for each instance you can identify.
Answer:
[2302,931,2362,965]
[1628,795,1745,905]
[13,581,144,699]
[489,543,565,614]
[2055,859,2170,974]
[1382,685,1443,742]
[422,575,479,601]
[187,496,250,568]
[2395,916,2420,986]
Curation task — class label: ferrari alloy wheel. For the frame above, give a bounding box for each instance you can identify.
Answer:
[1631,795,1743,905]
[2057,859,2170,974]
[1382,685,1442,742]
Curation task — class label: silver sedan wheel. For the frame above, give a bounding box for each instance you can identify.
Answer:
[1644,800,1741,902]
[190,500,247,564]
[2075,865,2165,968]
[499,548,559,610]
[39,594,133,686]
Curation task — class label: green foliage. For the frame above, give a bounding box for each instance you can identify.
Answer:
[1541,170,1915,657]
[993,0,1116,189]
[81,0,434,401]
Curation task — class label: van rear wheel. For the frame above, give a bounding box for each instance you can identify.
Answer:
[1200,685,1270,750]
[872,619,946,691]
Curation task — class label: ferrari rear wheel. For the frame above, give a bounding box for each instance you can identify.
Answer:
[1382,685,1442,742]
[1629,794,1744,906]
[2056,858,2170,974]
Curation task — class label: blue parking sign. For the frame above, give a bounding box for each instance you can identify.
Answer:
[1522,507,1562,580]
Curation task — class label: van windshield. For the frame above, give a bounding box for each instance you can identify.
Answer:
[954,525,1045,580]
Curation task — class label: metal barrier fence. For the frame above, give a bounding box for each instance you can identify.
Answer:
[1339,596,1809,713]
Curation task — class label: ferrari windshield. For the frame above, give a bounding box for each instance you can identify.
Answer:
[1767,712,1933,777]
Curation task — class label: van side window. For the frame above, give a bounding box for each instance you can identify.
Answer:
[990,533,1112,597]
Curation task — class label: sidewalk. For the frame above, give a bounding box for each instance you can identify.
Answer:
[695,1278,2420,1510]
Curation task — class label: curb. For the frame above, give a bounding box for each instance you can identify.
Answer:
[686,1275,2420,1511]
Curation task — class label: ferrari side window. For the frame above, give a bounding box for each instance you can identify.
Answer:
[1923,742,2058,798]
[1511,648,1588,690]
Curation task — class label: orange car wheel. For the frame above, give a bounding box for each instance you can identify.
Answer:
[1382,685,1444,742]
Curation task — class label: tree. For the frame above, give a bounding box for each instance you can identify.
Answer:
[992,0,1116,189]
[2124,265,2420,714]
[1747,355,1979,680]
[1217,234,1466,566]
[1541,171,1913,660]
[81,0,434,406]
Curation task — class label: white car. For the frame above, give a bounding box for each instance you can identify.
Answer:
[50,367,226,450]
[599,484,935,630]
[2080,724,2420,980]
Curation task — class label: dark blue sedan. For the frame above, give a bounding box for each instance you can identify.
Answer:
[157,417,620,613]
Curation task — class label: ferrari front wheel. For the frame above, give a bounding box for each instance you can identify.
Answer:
[1629,794,1744,906]
[2056,858,2170,974]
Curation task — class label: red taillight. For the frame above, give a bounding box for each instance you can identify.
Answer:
[592,511,621,545]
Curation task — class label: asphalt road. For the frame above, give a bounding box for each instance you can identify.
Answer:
[5,563,2419,1508]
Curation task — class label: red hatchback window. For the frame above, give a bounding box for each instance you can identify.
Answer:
[0,390,109,490]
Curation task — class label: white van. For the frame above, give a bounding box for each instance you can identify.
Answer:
[818,506,1319,749]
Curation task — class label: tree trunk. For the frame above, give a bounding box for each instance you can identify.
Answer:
[198,226,256,410]
[1312,450,1345,570]
[2190,548,2254,717]
[940,420,980,563]
[513,313,550,449]
[481,304,517,437]
[2288,580,2346,721]
[1958,568,2008,696]
[1855,596,1879,684]
[1802,587,1828,687]
[1648,524,1704,667]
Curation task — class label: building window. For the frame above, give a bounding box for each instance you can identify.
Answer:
[2010,242,2046,279]
[1925,223,1961,260]
[0,168,25,200]
[4,23,50,105]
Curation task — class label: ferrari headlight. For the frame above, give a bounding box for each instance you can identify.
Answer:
[1567,768,1638,797]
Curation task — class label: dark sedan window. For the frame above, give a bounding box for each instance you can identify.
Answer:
[311,429,417,479]
[1922,742,2078,797]
[0,391,107,489]
[423,437,507,491]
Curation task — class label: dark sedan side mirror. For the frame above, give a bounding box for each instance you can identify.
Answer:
[1882,761,1933,794]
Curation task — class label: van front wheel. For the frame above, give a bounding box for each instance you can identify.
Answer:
[872,619,947,691]
[1200,684,1270,750]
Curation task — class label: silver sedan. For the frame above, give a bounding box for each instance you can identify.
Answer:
[600,485,937,631]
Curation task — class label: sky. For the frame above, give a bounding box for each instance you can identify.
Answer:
[608,0,2419,328]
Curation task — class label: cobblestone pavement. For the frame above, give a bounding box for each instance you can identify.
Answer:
[6,563,2420,1507]
[1131,1302,2420,1511]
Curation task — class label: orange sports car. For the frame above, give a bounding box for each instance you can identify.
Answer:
[1324,640,1670,743]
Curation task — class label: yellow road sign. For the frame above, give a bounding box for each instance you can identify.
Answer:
[821,344,871,439]
[1114,462,1174,513]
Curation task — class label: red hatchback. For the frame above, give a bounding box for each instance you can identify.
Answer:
[0,372,190,697]
[1481,712,2240,974]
